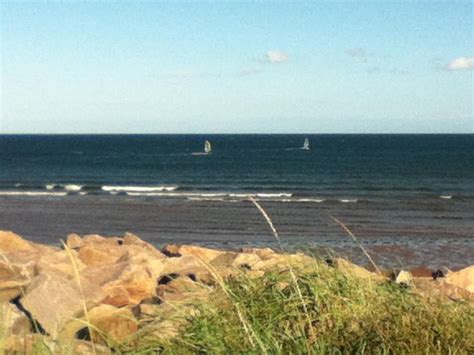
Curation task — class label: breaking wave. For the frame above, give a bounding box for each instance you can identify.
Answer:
[102,185,179,192]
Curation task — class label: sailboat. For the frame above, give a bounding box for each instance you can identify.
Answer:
[301,137,310,150]
[192,140,212,156]
[204,140,212,154]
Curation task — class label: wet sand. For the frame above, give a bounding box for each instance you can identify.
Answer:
[0,195,472,269]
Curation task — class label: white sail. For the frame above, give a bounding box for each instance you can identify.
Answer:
[301,138,310,150]
[204,140,212,154]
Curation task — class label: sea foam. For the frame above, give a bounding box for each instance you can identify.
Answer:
[65,184,83,191]
[102,185,178,192]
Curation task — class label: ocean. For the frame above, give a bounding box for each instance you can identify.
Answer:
[1,134,473,269]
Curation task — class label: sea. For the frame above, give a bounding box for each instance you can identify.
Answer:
[1,134,473,269]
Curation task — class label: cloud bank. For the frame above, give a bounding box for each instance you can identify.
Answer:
[445,57,474,71]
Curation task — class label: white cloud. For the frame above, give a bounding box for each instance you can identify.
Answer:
[266,50,289,63]
[445,56,474,71]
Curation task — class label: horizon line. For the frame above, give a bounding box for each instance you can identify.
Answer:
[0,132,473,136]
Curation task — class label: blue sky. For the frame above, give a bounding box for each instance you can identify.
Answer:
[1,1,472,133]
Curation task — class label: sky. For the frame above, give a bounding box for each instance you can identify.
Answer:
[1,1,473,134]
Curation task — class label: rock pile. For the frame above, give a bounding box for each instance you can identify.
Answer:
[0,230,472,353]
[0,230,314,352]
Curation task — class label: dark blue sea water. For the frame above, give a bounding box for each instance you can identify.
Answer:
[0,134,473,268]
[1,134,473,198]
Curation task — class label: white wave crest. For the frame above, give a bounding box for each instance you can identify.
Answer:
[229,193,253,198]
[340,199,358,203]
[439,195,452,199]
[228,193,293,198]
[256,193,292,198]
[187,197,226,202]
[278,198,325,203]
[45,184,56,190]
[125,192,225,197]
[102,185,178,192]
[65,184,83,191]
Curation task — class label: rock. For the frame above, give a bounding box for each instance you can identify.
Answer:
[439,280,473,301]
[162,244,181,257]
[162,255,203,273]
[395,270,413,285]
[161,254,240,284]
[444,265,474,293]
[78,235,165,268]
[123,233,166,260]
[250,253,314,273]
[21,273,103,336]
[0,260,35,302]
[162,255,215,283]
[162,244,227,263]
[241,247,277,260]
[82,234,123,247]
[156,276,209,304]
[73,340,112,355]
[1,303,31,336]
[66,233,84,249]
[136,303,159,318]
[36,249,86,280]
[2,334,47,354]
[84,305,138,344]
[0,231,35,253]
[0,231,55,256]
[412,277,473,302]
[142,301,202,341]
[210,252,238,267]
[335,258,384,281]
[97,254,164,307]
[231,253,262,270]
[78,244,122,267]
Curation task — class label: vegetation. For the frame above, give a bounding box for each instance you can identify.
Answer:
[122,260,474,354]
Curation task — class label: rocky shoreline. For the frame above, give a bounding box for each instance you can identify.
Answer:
[1,230,473,353]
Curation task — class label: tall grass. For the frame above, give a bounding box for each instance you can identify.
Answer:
[118,202,473,354]
[147,261,473,354]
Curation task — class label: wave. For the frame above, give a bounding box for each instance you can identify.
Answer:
[278,198,325,203]
[228,193,292,198]
[102,185,178,192]
[65,184,83,192]
[123,192,294,200]
[187,197,227,202]
[0,191,68,196]
[257,193,292,198]
[439,195,452,199]
[126,192,226,197]
[339,199,358,203]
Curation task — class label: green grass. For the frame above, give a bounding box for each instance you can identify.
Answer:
[2,259,473,354]
[121,260,473,354]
